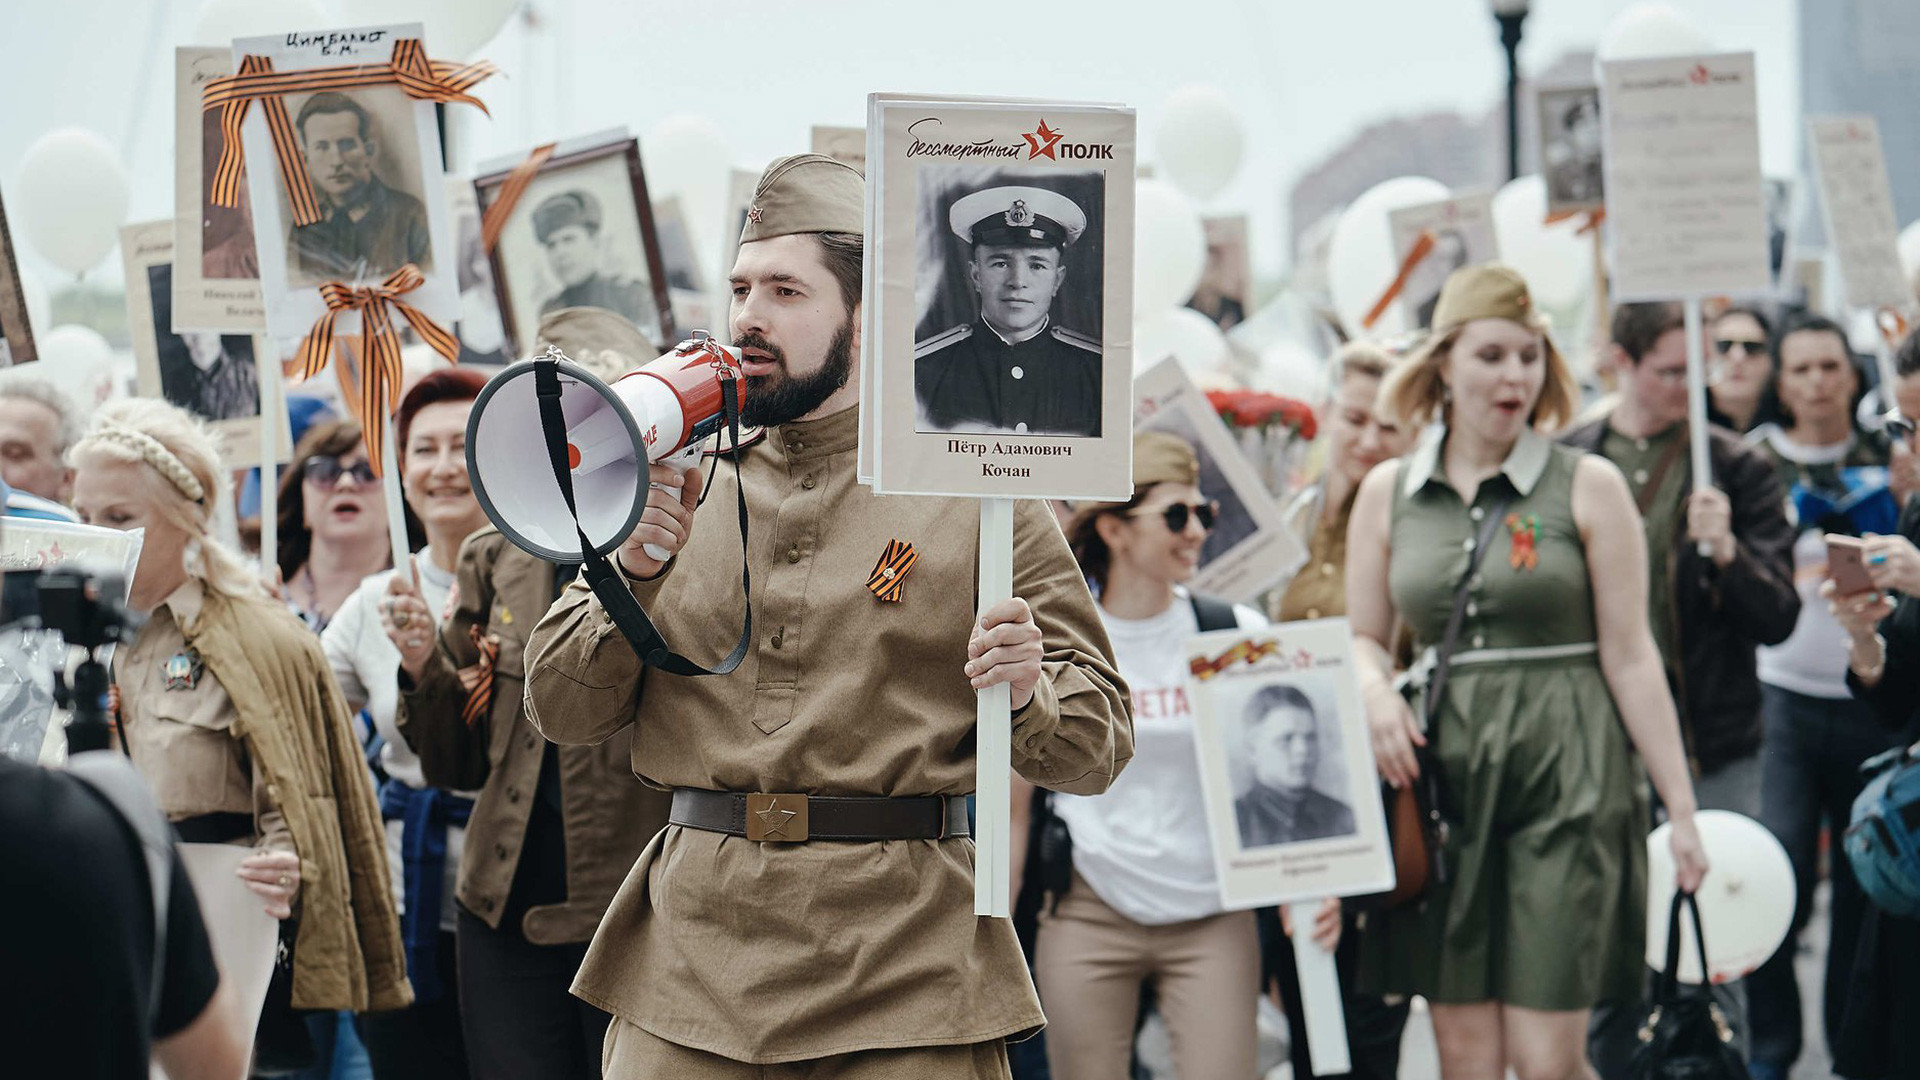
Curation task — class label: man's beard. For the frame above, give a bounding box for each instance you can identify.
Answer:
[736,320,854,428]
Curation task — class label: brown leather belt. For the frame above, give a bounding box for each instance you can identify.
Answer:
[669,789,970,843]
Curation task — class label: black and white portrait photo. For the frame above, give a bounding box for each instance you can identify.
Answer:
[1225,674,1357,851]
[0,189,30,367]
[171,46,265,333]
[1388,193,1499,332]
[447,179,510,365]
[1539,85,1605,214]
[281,87,433,286]
[200,102,260,282]
[477,134,674,355]
[147,263,260,422]
[912,164,1106,438]
[1187,215,1249,332]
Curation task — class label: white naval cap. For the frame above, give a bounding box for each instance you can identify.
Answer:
[948,185,1087,249]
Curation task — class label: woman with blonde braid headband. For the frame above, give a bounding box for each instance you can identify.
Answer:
[70,399,410,1017]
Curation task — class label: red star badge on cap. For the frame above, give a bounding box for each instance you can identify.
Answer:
[748,206,764,223]
[1024,120,1063,161]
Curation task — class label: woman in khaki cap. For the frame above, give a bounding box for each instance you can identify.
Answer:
[1344,265,1708,1078]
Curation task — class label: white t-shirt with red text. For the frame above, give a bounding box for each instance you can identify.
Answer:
[1053,589,1266,925]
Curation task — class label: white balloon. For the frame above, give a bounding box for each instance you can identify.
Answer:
[1134,180,1208,316]
[1646,811,1795,984]
[1491,175,1592,311]
[644,116,733,279]
[35,326,117,409]
[329,0,520,57]
[1325,176,1451,339]
[192,0,329,45]
[1153,85,1245,203]
[1135,306,1231,384]
[1257,339,1326,403]
[14,129,130,277]
[1596,3,1711,65]
[18,270,51,338]
[1898,220,1920,298]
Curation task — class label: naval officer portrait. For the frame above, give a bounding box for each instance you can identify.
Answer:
[533,189,659,330]
[1232,683,1356,849]
[915,185,1103,437]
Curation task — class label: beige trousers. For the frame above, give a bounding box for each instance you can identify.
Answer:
[601,1017,1011,1079]
[1034,876,1260,1080]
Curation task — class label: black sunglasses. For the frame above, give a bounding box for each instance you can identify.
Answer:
[1885,410,1916,443]
[1131,500,1218,533]
[1714,339,1767,357]
[303,455,378,488]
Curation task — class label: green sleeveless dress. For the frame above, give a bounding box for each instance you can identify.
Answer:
[1357,429,1649,1010]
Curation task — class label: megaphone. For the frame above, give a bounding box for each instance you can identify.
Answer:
[467,332,743,564]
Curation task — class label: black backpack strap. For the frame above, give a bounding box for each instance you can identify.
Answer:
[533,353,751,676]
[1189,593,1241,632]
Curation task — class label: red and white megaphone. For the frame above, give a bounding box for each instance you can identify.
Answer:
[466,332,743,564]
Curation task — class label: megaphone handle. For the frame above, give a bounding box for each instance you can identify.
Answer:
[641,448,704,563]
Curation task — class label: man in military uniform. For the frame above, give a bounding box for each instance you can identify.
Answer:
[1233,685,1356,847]
[522,155,1131,1078]
[915,185,1103,437]
[288,92,431,282]
[532,190,659,332]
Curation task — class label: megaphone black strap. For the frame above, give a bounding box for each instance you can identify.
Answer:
[532,357,751,677]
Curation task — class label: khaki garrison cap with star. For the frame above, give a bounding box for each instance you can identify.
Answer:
[739,154,865,243]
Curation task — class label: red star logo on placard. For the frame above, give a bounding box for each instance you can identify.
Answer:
[1689,64,1710,85]
[1025,120,1063,160]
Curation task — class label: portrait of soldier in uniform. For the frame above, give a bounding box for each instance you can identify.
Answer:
[286,90,431,284]
[914,183,1104,437]
[533,189,658,328]
[1540,86,1606,213]
[1231,682,1356,849]
[148,263,260,422]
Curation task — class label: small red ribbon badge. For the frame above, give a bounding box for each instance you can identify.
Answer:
[1507,513,1540,571]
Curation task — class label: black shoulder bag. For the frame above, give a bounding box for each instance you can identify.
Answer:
[1631,891,1748,1080]
[1362,494,1510,910]
[532,352,752,675]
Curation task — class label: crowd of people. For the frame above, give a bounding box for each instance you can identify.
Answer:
[1,150,1917,1080]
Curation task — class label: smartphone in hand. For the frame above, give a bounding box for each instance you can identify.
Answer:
[1826,534,1876,597]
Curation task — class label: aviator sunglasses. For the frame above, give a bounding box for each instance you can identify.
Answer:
[1129,500,1218,533]
[303,455,378,488]
[1714,339,1767,357]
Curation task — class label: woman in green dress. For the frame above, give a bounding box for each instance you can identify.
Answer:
[1345,265,1709,1080]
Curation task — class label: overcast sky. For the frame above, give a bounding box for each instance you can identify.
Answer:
[0,0,1799,293]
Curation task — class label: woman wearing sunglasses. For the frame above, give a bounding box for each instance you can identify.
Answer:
[1707,306,1778,433]
[1023,431,1338,1080]
[275,419,418,632]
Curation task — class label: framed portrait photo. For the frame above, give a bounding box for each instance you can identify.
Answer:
[1387,191,1499,332]
[0,187,33,367]
[445,177,511,364]
[1186,618,1395,909]
[1135,358,1301,603]
[866,95,1135,500]
[232,23,459,339]
[121,220,289,469]
[475,130,676,356]
[1537,84,1606,216]
[172,46,266,333]
[1188,214,1250,332]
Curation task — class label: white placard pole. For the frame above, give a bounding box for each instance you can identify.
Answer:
[1684,298,1713,557]
[381,412,412,574]
[1287,900,1351,1077]
[259,355,282,579]
[975,497,1014,918]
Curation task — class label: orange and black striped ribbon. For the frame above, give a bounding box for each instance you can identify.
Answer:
[456,626,500,728]
[865,539,918,602]
[202,39,496,227]
[1187,639,1283,682]
[1361,229,1436,330]
[289,264,458,476]
[480,141,559,252]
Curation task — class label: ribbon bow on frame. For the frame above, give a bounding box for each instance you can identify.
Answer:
[202,39,496,228]
[290,264,458,475]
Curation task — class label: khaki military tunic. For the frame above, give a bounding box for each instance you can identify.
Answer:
[118,578,292,854]
[523,403,1132,1065]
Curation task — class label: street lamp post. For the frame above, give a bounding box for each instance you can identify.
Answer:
[1492,0,1530,181]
